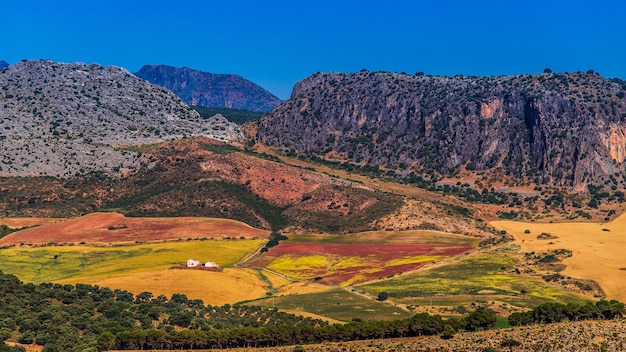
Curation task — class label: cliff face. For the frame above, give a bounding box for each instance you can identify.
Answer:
[134,65,282,112]
[259,71,626,189]
[0,60,242,177]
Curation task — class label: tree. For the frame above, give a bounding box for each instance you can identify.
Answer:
[377,292,388,301]
[97,332,116,351]
[440,324,455,339]
[464,309,497,331]
[543,68,552,73]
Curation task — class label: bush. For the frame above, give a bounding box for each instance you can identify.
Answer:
[377,292,388,301]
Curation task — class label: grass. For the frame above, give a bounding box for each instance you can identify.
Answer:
[287,230,480,245]
[247,288,413,321]
[358,245,587,309]
[0,240,264,283]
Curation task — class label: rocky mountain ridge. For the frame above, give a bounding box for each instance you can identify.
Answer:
[259,71,626,190]
[0,60,242,177]
[134,64,282,112]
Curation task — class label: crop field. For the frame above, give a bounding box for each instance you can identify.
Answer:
[0,212,270,246]
[253,231,477,286]
[492,213,626,302]
[358,245,587,309]
[287,230,479,245]
[248,288,413,321]
[0,239,268,305]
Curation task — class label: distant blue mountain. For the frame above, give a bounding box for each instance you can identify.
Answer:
[0,60,9,70]
[134,64,282,112]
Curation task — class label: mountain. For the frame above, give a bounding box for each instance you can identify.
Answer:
[259,71,626,190]
[134,64,282,112]
[0,60,242,177]
[0,60,8,70]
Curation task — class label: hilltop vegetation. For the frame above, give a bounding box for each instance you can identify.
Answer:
[192,106,264,124]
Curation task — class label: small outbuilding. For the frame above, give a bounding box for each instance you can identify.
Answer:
[187,259,201,267]
[204,261,218,268]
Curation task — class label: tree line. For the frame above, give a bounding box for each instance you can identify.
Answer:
[101,310,497,350]
[508,300,624,326]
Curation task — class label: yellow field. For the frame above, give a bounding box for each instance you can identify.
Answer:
[491,213,626,301]
[65,268,269,306]
[0,239,268,305]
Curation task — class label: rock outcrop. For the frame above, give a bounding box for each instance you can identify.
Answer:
[259,71,626,190]
[134,64,282,112]
[0,60,242,177]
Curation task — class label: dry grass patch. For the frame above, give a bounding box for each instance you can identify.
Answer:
[68,268,268,306]
[492,213,626,301]
[275,282,333,296]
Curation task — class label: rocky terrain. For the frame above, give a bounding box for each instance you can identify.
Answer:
[259,71,626,191]
[0,60,8,70]
[0,60,242,177]
[135,64,282,112]
[212,320,626,352]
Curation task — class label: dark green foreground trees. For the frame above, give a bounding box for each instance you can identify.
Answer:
[0,271,624,351]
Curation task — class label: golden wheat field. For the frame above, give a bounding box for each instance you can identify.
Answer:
[491,213,626,301]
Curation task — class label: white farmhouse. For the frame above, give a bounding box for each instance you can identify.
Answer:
[187,259,201,267]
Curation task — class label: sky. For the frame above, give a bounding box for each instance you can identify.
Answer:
[1,0,625,100]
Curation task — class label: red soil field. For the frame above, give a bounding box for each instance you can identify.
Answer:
[256,242,475,285]
[0,212,270,246]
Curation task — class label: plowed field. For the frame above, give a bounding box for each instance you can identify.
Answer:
[0,212,270,245]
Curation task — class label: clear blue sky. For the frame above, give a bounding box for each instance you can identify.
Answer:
[2,0,625,100]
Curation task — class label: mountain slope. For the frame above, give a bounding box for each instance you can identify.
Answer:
[259,71,626,190]
[134,64,282,112]
[0,60,242,177]
[0,138,406,234]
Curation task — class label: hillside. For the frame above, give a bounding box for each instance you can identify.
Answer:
[0,138,408,234]
[258,71,626,191]
[0,60,242,177]
[134,64,282,112]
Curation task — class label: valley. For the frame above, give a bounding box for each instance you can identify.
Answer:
[1,59,626,351]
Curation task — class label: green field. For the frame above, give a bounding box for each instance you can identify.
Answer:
[358,245,588,309]
[248,288,413,321]
[0,239,264,283]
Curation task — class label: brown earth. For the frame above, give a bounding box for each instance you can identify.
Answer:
[0,217,65,228]
[0,212,270,246]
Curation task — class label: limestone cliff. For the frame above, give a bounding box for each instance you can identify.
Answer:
[259,71,626,189]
